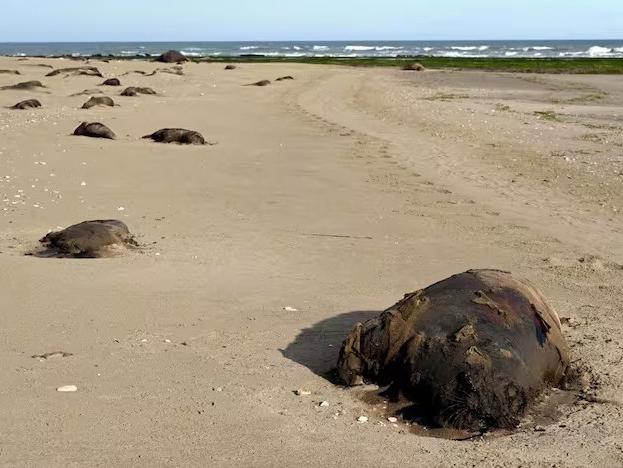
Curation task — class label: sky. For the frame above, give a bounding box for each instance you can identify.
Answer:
[0,0,621,42]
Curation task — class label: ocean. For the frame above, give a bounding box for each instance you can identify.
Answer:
[0,40,622,59]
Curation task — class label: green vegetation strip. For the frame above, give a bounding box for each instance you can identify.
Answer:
[198,56,623,74]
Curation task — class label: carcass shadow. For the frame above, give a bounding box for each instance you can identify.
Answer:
[280,310,380,383]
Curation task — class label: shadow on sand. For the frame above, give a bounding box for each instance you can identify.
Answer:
[280,310,381,382]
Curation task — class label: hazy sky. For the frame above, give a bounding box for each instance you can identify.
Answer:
[0,0,621,42]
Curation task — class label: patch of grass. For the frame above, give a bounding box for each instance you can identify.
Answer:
[534,111,564,122]
[192,56,623,74]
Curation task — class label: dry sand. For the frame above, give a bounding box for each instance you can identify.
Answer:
[1,57,622,466]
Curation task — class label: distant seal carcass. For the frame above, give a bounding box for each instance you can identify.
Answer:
[101,78,121,86]
[38,220,137,257]
[142,128,206,145]
[337,269,570,431]
[120,86,157,96]
[9,99,42,109]
[156,50,188,63]
[81,96,115,109]
[73,122,116,140]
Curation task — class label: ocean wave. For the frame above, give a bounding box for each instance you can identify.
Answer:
[344,45,376,51]
[240,46,259,50]
[293,46,302,50]
[505,51,518,56]
[375,46,403,51]
[451,46,478,51]
[587,46,612,57]
[313,45,329,51]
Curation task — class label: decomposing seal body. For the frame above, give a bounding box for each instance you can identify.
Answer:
[337,269,570,431]
[81,96,115,109]
[101,78,121,86]
[402,62,426,71]
[73,122,116,140]
[156,50,188,63]
[142,128,206,145]
[39,220,137,257]
[0,80,46,91]
[276,75,294,81]
[9,99,41,109]
[246,80,271,87]
[46,66,103,77]
[120,86,157,97]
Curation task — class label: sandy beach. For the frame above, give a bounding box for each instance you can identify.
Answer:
[1,56,622,466]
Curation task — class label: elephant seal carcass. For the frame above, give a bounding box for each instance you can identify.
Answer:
[9,99,42,109]
[142,128,206,145]
[38,220,137,257]
[73,122,116,140]
[81,96,115,109]
[337,269,570,431]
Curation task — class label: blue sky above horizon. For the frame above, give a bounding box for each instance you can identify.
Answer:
[0,0,621,42]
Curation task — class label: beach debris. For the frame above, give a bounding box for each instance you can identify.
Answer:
[337,269,570,431]
[245,80,271,87]
[73,122,116,139]
[101,78,121,86]
[35,219,137,258]
[46,66,102,77]
[142,128,206,145]
[156,50,188,63]
[8,99,41,110]
[151,66,185,76]
[57,385,78,392]
[81,96,115,109]
[283,306,298,312]
[224,65,237,70]
[294,389,312,396]
[0,80,46,91]
[357,416,369,423]
[402,62,426,71]
[120,86,157,97]
[276,75,294,81]
[32,351,73,360]
[387,417,398,423]
[319,401,330,407]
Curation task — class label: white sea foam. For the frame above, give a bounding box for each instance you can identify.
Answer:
[587,46,612,57]
[375,46,403,51]
[240,46,259,50]
[505,51,518,56]
[313,45,329,51]
[451,46,478,51]
[293,46,302,50]
[344,45,376,51]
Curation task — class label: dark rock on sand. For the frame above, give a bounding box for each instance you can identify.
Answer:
[276,75,294,81]
[337,269,570,431]
[402,62,426,71]
[0,69,21,75]
[81,96,115,109]
[73,122,116,140]
[156,50,188,63]
[38,220,137,257]
[142,128,206,145]
[245,80,271,87]
[9,99,41,110]
[46,66,103,77]
[120,86,157,97]
[224,65,237,70]
[101,78,121,86]
[0,80,46,91]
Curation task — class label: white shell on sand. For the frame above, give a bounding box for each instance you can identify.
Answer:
[56,385,78,392]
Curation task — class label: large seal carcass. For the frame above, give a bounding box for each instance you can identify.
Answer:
[337,269,570,431]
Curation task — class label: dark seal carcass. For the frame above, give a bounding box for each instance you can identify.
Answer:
[142,128,206,145]
[73,122,116,140]
[38,220,137,257]
[9,99,42,109]
[337,269,570,431]
[81,96,115,109]
[101,78,121,86]
[120,86,157,97]
[156,50,188,63]
[0,80,46,91]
